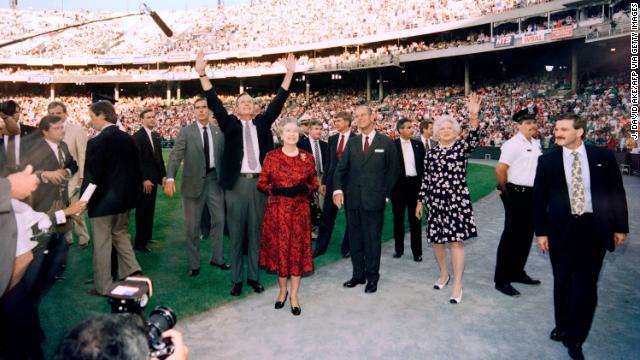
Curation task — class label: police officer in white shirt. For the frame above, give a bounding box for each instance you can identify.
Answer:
[494,107,543,297]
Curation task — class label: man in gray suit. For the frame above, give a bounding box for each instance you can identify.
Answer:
[165,98,228,276]
[420,120,438,151]
[333,105,399,294]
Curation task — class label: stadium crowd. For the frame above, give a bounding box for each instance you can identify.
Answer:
[5,73,634,151]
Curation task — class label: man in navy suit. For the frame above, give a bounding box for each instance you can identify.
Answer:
[298,119,328,237]
[314,112,354,258]
[533,113,628,360]
[391,118,425,262]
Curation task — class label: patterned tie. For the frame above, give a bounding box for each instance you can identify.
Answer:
[570,151,585,215]
[363,136,370,155]
[58,146,70,205]
[337,134,345,160]
[313,140,322,174]
[244,123,258,170]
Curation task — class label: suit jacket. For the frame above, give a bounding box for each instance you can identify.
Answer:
[63,122,87,193]
[422,137,438,152]
[0,124,40,176]
[533,146,629,252]
[133,128,167,185]
[297,137,328,175]
[0,178,17,296]
[26,138,78,213]
[166,122,224,198]
[322,132,356,193]
[333,132,400,211]
[394,138,425,179]
[81,125,142,218]
[204,87,289,190]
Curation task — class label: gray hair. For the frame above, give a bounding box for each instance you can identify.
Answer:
[433,115,461,138]
[277,117,299,135]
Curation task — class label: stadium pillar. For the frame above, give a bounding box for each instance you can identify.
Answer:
[378,71,383,101]
[49,84,55,100]
[114,84,120,101]
[366,70,371,102]
[166,83,172,102]
[239,79,244,94]
[305,76,310,102]
[177,82,182,100]
[571,46,578,93]
[464,59,470,96]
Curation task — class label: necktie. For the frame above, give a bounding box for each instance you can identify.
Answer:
[363,136,370,155]
[57,146,65,168]
[6,135,16,170]
[203,126,211,170]
[58,146,70,205]
[570,151,585,215]
[337,134,345,160]
[313,140,322,174]
[148,131,154,152]
[244,123,258,170]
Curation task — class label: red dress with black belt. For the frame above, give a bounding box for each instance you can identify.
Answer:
[257,149,319,277]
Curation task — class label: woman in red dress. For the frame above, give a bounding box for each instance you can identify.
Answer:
[258,118,318,316]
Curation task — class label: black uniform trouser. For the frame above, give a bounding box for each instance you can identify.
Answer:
[348,208,383,282]
[391,176,422,258]
[135,186,157,248]
[494,184,535,285]
[315,194,349,255]
[549,214,605,345]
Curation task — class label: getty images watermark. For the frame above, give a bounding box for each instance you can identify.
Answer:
[632,3,638,140]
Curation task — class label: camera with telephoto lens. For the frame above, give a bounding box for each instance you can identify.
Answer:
[106,277,177,359]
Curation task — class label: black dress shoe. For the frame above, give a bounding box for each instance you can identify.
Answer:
[134,246,152,253]
[413,255,423,262]
[312,249,325,258]
[495,283,521,297]
[566,343,584,360]
[343,278,366,288]
[247,280,264,293]
[364,281,378,293]
[209,261,231,270]
[392,253,402,258]
[291,305,301,316]
[512,274,541,285]
[189,269,200,277]
[230,282,242,296]
[275,292,288,309]
[342,251,350,258]
[550,328,565,342]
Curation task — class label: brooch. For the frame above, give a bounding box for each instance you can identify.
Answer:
[300,153,307,161]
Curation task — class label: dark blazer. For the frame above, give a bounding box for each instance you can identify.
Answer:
[133,128,166,185]
[0,124,40,176]
[26,138,78,212]
[533,146,628,252]
[394,138,425,179]
[204,87,289,190]
[322,132,356,193]
[333,132,400,211]
[297,137,328,174]
[81,125,142,218]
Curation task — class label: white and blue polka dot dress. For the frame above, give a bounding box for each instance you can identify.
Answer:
[418,129,479,243]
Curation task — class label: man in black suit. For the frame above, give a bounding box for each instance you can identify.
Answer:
[1,100,40,176]
[314,112,354,258]
[82,100,142,296]
[392,118,425,262]
[333,105,399,294]
[196,51,295,296]
[533,113,628,360]
[298,119,328,237]
[133,109,167,253]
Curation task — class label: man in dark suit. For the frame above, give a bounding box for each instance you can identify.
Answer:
[82,100,142,296]
[533,113,628,360]
[1,100,40,177]
[298,119,328,237]
[133,109,167,253]
[419,120,438,152]
[392,118,425,262]
[195,51,296,296]
[314,112,354,258]
[165,99,227,276]
[333,105,399,294]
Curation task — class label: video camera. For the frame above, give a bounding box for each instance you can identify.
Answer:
[106,277,177,359]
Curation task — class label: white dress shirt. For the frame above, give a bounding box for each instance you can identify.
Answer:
[562,143,593,213]
[400,138,417,176]
[240,120,261,173]
[361,131,376,152]
[498,132,542,187]
[421,135,433,150]
[144,127,155,152]
[337,130,351,151]
[198,123,215,168]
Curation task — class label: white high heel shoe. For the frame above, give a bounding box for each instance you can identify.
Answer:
[433,275,450,290]
[449,288,463,304]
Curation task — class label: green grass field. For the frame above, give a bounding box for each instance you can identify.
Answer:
[39,158,495,356]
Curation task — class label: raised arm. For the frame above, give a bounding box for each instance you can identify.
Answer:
[195,51,234,130]
[462,93,481,154]
[258,54,297,127]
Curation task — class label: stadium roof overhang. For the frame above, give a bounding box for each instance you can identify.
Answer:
[562,0,609,8]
